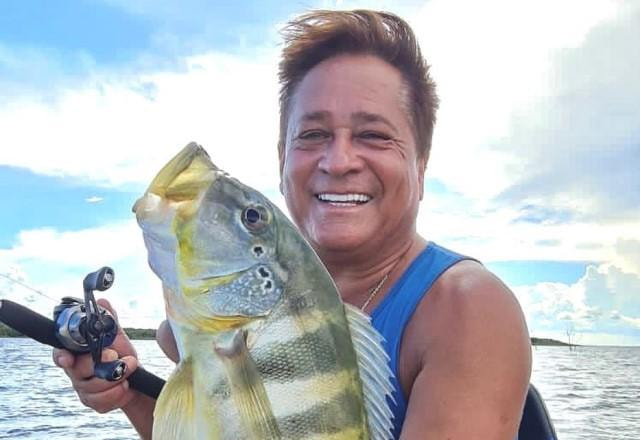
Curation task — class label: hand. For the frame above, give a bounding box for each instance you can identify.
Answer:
[52,298,141,413]
[156,319,179,363]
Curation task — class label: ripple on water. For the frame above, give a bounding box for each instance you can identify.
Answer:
[2,339,639,440]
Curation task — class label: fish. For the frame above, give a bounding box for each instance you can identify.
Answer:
[133,142,394,439]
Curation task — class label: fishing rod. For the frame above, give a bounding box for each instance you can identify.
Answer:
[0,267,165,399]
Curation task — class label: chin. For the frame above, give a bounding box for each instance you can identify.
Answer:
[309,228,370,254]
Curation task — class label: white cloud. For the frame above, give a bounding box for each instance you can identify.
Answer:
[0,222,164,327]
[620,315,640,329]
[1,0,638,337]
[85,196,104,203]
[1,222,141,266]
[414,0,623,197]
[513,241,640,345]
[0,50,282,194]
[614,238,640,275]
[410,0,639,266]
[2,1,636,266]
[418,188,640,263]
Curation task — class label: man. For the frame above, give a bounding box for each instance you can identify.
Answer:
[54,10,531,439]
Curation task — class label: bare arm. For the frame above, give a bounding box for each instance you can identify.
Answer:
[120,320,178,437]
[399,262,531,439]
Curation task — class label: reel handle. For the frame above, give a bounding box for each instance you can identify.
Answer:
[95,359,127,381]
[0,299,165,399]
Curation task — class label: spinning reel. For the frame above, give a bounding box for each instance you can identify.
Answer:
[53,267,126,381]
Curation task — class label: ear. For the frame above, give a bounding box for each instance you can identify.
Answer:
[417,156,427,201]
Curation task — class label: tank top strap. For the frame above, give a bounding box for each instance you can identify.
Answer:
[370,242,474,437]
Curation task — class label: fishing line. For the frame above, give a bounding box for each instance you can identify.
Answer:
[0,272,57,303]
[1,272,162,323]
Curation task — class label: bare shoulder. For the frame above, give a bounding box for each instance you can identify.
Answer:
[416,259,529,348]
[400,260,531,380]
[398,260,532,439]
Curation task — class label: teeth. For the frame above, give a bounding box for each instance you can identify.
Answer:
[317,193,371,203]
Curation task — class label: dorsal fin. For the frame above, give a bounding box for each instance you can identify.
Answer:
[345,303,395,440]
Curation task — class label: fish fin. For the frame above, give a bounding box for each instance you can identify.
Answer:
[152,358,199,440]
[345,303,395,440]
[216,329,281,440]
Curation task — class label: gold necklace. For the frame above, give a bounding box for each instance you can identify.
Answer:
[360,247,412,312]
[360,273,390,312]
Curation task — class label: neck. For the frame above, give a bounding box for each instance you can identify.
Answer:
[320,234,427,308]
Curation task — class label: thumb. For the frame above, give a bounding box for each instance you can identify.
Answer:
[96,298,137,359]
[97,298,118,320]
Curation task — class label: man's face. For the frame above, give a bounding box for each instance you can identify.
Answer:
[280,54,425,256]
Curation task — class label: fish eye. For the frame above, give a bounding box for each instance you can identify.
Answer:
[242,205,269,232]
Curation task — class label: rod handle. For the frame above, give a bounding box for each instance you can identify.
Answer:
[0,299,165,399]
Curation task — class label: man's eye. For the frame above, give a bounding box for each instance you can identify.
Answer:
[298,130,329,141]
[359,131,391,141]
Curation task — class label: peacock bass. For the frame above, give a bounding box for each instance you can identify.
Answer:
[133,142,394,439]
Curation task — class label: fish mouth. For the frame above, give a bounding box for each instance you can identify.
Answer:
[133,142,219,213]
[315,192,372,207]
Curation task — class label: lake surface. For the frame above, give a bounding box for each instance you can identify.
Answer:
[1,338,638,439]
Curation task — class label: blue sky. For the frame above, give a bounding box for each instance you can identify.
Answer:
[0,0,638,345]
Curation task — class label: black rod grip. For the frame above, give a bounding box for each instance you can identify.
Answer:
[0,299,165,399]
[0,299,63,348]
[128,367,165,399]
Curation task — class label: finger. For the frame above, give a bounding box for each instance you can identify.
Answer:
[52,348,75,369]
[78,380,134,413]
[97,297,123,336]
[63,348,119,380]
[71,354,138,394]
[96,298,123,336]
[157,319,179,363]
[96,298,138,358]
[96,298,117,319]
[61,352,94,380]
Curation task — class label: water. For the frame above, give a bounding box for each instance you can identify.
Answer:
[0,339,174,440]
[530,346,640,439]
[0,339,638,439]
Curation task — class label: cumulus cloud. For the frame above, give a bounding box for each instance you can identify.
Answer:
[513,239,640,345]
[493,3,640,222]
[1,0,638,337]
[0,222,164,326]
[415,0,623,199]
[0,50,282,194]
[0,221,141,266]
[407,1,640,271]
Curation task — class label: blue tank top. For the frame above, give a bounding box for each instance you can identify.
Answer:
[370,242,471,438]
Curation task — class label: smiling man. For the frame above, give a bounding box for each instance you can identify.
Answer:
[281,55,425,274]
[54,9,531,439]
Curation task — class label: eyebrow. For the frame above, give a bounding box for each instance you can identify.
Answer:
[351,111,396,132]
[298,110,397,132]
[299,111,331,122]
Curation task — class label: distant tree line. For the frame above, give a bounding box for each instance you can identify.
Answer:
[2,321,575,345]
[0,321,156,340]
[0,321,22,337]
[530,337,574,346]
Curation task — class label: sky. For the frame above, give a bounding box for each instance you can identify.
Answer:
[0,0,638,346]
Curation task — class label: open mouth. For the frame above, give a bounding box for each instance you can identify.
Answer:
[316,193,372,206]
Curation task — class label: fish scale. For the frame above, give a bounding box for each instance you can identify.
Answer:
[133,142,395,439]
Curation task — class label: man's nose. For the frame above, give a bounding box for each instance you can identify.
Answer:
[318,132,363,175]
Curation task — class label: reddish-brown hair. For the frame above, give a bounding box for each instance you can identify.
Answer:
[278,9,438,162]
